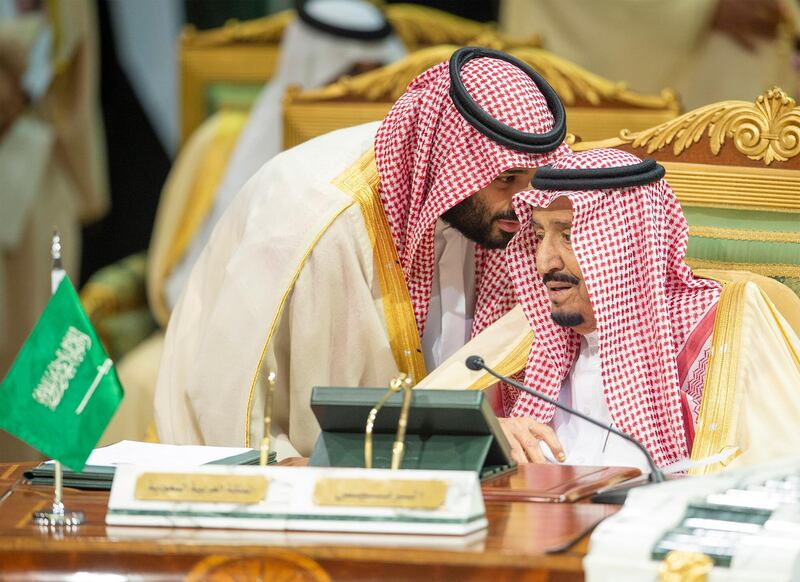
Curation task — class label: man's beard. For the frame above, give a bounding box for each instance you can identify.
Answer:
[542,272,586,328]
[441,196,517,249]
[551,311,586,327]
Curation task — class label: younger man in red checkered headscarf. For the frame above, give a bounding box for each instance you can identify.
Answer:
[496,148,800,473]
[155,48,569,457]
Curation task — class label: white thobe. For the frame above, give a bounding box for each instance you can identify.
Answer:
[421,220,476,371]
[544,332,651,473]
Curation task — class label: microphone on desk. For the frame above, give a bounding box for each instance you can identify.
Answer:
[465,355,665,484]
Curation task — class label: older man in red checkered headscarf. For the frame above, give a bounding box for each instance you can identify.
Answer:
[155,48,570,458]
[493,147,800,472]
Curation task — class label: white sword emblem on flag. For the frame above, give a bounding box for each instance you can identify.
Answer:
[75,358,113,415]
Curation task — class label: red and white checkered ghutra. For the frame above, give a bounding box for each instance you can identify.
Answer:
[373,55,570,337]
[505,148,721,467]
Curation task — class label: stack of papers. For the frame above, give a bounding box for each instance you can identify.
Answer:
[75,440,262,468]
[25,440,273,490]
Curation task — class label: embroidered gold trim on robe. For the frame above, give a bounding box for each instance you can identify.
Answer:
[467,331,533,391]
[332,149,427,382]
[414,304,530,393]
[690,279,745,475]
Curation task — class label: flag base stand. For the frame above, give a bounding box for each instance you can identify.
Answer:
[31,461,85,526]
[33,501,85,527]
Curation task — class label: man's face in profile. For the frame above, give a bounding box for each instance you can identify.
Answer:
[442,167,535,249]
[530,197,596,334]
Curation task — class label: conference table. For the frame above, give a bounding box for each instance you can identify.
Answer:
[0,462,619,581]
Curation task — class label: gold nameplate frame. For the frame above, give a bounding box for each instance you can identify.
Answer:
[135,473,268,504]
[313,478,447,510]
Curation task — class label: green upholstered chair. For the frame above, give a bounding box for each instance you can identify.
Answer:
[79,252,157,361]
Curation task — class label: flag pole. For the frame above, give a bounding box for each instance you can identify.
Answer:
[32,230,85,527]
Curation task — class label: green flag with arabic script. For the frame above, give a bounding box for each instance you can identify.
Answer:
[0,277,123,471]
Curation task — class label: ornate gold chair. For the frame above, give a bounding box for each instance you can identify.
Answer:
[574,87,800,310]
[179,11,292,144]
[282,45,681,149]
[179,5,535,143]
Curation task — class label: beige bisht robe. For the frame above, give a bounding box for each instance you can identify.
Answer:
[0,2,107,461]
[420,271,800,475]
[155,122,428,458]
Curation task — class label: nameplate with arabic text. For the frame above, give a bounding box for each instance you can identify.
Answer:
[109,465,486,535]
[135,473,268,504]
[313,478,448,510]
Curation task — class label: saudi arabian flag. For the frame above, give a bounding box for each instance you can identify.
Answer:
[0,277,123,471]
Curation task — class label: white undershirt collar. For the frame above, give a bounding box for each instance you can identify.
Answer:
[420,220,476,370]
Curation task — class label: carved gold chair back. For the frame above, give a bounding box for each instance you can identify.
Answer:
[574,87,800,301]
[179,5,535,143]
[282,45,681,149]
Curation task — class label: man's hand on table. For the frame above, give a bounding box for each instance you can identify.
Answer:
[499,417,566,464]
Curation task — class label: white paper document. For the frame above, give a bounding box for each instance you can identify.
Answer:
[46,440,252,468]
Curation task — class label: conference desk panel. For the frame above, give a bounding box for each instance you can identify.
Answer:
[0,463,617,581]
